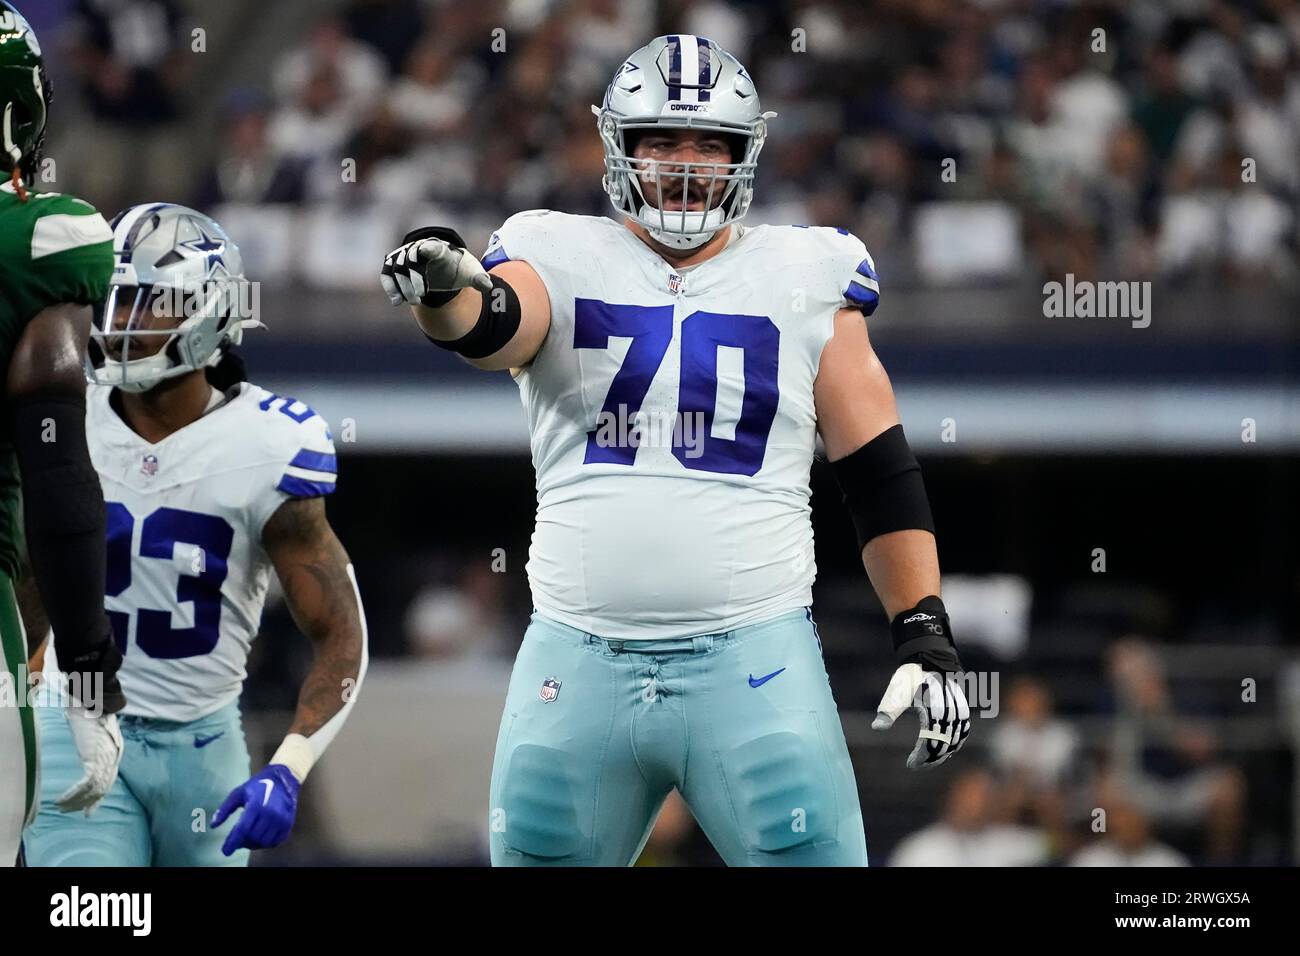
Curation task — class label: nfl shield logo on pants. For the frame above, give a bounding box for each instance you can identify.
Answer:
[539,677,561,703]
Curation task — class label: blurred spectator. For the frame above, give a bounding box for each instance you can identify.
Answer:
[59,0,192,211]
[563,0,655,98]
[1069,798,1190,868]
[990,676,1078,852]
[343,0,427,76]
[1105,637,1247,863]
[1157,134,1295,281]
[890,769,1049,866]
[271,16,387,124]
[1131,41,1201,165]
[1046,33,1128,182]
[67,0,184,122]
[269,62,356,166]
[194,89,308,207]
[388,42,482,139]
[992,676,1079,792]
[404,560,512,661]
[1084,122,1159,278]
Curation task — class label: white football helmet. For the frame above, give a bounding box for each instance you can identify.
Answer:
[593,35,776,250]
[88,203,258,393]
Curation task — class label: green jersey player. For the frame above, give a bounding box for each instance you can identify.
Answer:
[0,0,127,866]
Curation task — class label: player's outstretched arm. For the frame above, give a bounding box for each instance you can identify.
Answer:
[379,226,551,371]
[814,307,970,770]
[212,496,369,855]
[7,301,125,814]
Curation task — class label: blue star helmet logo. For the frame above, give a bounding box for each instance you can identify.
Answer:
[180,226,226,273]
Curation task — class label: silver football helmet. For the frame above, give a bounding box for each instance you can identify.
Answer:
[88,203,258,393]
[593,35,776,250]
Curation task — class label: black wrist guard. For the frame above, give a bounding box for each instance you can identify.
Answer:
[402,226,472,308]
[60,632,127,715]
[890,595,963,673]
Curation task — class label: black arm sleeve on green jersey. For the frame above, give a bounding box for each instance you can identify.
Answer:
[11,393,124,713]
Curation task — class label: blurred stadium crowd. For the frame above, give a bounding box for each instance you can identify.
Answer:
[20,0,1299,866]
[36,0,1300,288]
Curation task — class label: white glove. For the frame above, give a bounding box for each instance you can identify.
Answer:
[873,663,971,770]
[58,707,123,815]
[380,231,493,307]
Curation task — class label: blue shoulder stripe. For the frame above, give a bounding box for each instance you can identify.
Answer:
[855,257,878,281]
[289,448,337,474]
[481,247,511,270]
[277,475,336,498]
[844,281,880,314]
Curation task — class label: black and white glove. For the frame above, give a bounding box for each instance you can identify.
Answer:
[380,227,493,308]
[872,595,971,770]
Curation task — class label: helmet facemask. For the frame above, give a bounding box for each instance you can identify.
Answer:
[598,115,768,250]
[87,276,252,394]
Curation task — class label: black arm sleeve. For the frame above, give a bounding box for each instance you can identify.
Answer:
[829,423,935,553]
[11,393,125,713]
[423,274,522,359]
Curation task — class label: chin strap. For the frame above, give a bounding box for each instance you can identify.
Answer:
[10,164,28,202]
[4,101,29,202]
[648,229,714,251]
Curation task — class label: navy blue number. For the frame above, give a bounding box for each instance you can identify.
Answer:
[574,302,781,474]
[259,393,317,424]
[573,298,674,465]
[105,502,133,653]
[103,504,235,659]
[675,311,780,476]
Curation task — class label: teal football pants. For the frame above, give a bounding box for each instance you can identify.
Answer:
[24,699,250,867]
[489,608,867,866]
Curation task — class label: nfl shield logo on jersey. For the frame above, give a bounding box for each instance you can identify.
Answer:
[539,677,562,702]
[141,453,159,477]
[667,273,684,294]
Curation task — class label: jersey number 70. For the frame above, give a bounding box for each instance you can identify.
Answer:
[574,299,780,476]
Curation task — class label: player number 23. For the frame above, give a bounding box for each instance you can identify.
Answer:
[574,298,780,477]
[105,503,235,659]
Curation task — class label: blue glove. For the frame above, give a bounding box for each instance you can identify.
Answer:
[212,764,301,856]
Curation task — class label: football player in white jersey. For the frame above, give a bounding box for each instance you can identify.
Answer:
[24,204,369,866]
[381,35,969,866]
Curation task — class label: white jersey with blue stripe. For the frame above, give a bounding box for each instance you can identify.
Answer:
[45,381,337,722]
[485,211,879,640]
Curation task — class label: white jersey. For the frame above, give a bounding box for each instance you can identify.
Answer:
[484,211,880,639]
[45,382,337,722]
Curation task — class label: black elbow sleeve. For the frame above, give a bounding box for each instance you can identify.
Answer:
[830,424,934,553]
[426,273,522,359]
[12,393,124,710]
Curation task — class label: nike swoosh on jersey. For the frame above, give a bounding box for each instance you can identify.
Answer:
[748,668,787,688]
[193,732,226,748]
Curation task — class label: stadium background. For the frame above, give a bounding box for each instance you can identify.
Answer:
[23,0,1300,865]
